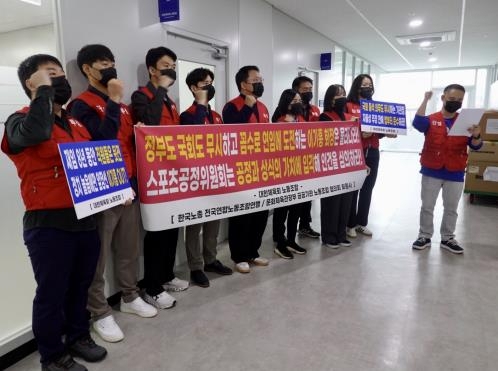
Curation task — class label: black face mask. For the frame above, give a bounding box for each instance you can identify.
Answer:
[251,82,264,98]
[99,67,117,87]
[289,103,304,116]
[444,100,462,113]
[161,68,177,83]
[202,84,216,101]
[333,97,347,112]
[301,91,313,105]
[51,76,72,105]
[359,87,374,100]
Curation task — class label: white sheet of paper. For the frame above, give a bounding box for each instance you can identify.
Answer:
[448,108,485,136]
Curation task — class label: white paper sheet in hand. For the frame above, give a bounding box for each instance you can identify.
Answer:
[448,108,486,136]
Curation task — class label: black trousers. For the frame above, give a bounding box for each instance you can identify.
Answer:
[228,210,269,263]
[321,192,353,244]
[24,228,100,364]
[272,203,303,244]
[143,227,179,296]
[348,147,380,228]
[298,201,313,229]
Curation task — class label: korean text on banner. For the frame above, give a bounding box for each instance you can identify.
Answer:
[136,121,368,231]
[58,140,134,219]
[360,99,407,135]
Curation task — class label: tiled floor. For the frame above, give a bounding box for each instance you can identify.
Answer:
[8,152,498,371]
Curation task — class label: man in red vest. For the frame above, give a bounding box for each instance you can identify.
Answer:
[222,65,270,274]
[130,46,189,310]
[71,44,157,343]
[2,54,106,370]
[412,85,482,254]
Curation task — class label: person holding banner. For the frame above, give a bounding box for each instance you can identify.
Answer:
[345,74,395,238]
[222,65,270,273]
[179,67,233,287]
[2,54,107,370]
[71,44,158,343]
[130,46,189,307]
[320,84,356,248]
[291,76,321,239]
[411,86,482,254]
[271,89,308,259]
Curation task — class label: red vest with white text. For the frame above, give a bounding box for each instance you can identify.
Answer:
[321,111,355,122]
[139,86,180,125]
[1,107,91,210]
[74,91,136,177]
[226,95,270,123]
[306,104,321,122]
[184,103,223,124]
[420,111,468,171]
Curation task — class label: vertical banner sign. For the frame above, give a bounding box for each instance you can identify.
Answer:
[320,52,332,70]
[135,122,368,231]
[158,0,180,22]
[359,99,407,135]
[58,140,134,219]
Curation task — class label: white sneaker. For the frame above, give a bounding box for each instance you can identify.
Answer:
[356,225,373,236]
[235,262,250,273]
[249,257,269,266]
[163,277,189,292]
[346,227,357,238]
[120,297,158,318]
[144,291,176,309]
[92,315,124,343]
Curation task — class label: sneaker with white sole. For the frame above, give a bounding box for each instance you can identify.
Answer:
[440,239,464,254]
[163,277,189,292]
[235,262,250,273]
[412,237,431,250]
[120,297,157,318]
[323,241,339,249]
[249,257,269,266]
[144,291,176,309]
[339,239,352,247]
[356,225,373,236]
[92,315,124,343]
[346,227,357,238]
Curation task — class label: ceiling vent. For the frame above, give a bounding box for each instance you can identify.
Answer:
[396,31,457,46]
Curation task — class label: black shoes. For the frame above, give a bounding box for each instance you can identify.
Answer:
[287,241,307,255]
[68,335,107,363]
[42,354,87,371]
[204,260,233,275]
[298,226,320,238]
[412,237,431,250]
[440,239,464,254]
[191,270,210,287]
[274,241,294,259]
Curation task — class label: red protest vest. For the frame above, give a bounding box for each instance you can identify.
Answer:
[139,86,180,125]
[225,95,270,123]
[420,111,468,171]
[306,104,321,121]
[346,101,380,149]
[73,91,136,177]
[184,103,223,124]
[321,110,355,122]
[275,114,306,123]
[1,107,91,211]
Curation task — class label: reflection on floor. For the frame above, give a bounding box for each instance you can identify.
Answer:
[8,152,498,371]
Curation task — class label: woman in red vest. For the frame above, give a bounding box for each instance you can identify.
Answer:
[271,89,308,259]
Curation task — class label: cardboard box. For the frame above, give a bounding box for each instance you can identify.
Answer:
[478,112,498,141]
[468,141,498,162]
[465,161,498,195]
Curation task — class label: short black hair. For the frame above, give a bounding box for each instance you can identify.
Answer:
[145,46,177,70]
[272,89,299,122]
[292,76,313,90]
[77,44,115,77]
[347,74,374,104]
[323,84,346,112]
[444,84,465,93]
[235,65,259,91]
[186,68,214,89]
[18,54,63,97]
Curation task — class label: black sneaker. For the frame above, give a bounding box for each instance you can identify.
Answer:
[42,354,87,371]
[204,260,233,275]
[440,239,464,254]
[287,241,307,255]
[412,237,431,250]
[274,242,294,259]
[68,335,107,363]
[298,226,320,238]
[191,270,210,287]
[339,239,352,247]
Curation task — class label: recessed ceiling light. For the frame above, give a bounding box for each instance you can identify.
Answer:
[419,41,431,48]
[20,0,41,5]
[428,57,437,62]
[409,19,423,28]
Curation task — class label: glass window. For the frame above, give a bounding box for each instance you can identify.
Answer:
[475,68,488,108]
[344,52,354,92]
[432,69,475,88]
